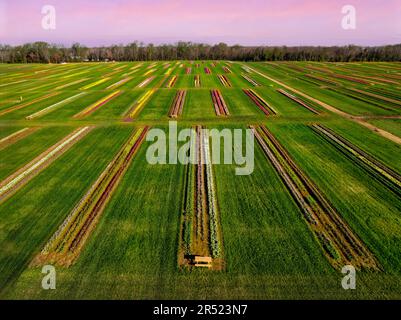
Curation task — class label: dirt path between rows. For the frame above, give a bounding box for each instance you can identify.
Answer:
[247,65,401,146]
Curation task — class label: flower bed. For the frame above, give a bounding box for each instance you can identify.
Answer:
[33,127,150,267]
[74,90,122,118]
[166,76,178,88]
[178,125,224,269]
[222,66,232,74]
[124,89,156,119]
[137,76,155,88]
[241,74,259,86]
[243,89,276,115]
[106,77,132,90]
[0,127,93,202]
[218,74,231,87]
[311,124,401,197]
[0,92,61,117]
[277,89,320,114]
[252,124,380,271]
[27,92,87,120]
[204,67,211,74]
[210,89,229,116]
[0,127,38,151]
[168,90,186,118]
[194,75,201,87]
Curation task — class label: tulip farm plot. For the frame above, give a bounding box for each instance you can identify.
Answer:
[1,61,401,300]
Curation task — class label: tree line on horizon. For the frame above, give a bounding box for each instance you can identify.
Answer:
[1,41,401,63]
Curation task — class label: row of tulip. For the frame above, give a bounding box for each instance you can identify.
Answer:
[243,89,277,115]
[349,87,401,106]
[277,89,320,114]
[179,126,223,266]
[0,92,61,117]
[204,67,211,74]
[166,75,178,88]
[106,77,132,90]
[80,77,110,90]
[311,124,401,196]
[74,90,122,118]
[202,128,221,258]
[27,92,87,120]
[125,89,156,119]
[252,124,380,270]
[55,78,88,90]
[137,76,155,88]
[144,68,156,76]
[186,67,192,74]
[0,127,93,202]
[222,66,232,74]
[0,127,38,151]
[194,75,201,87]
[218,74,231,87]
[330,73,370,84]
[34,127,150,266]
[169,90,186,118]
[211,89,229,116]
[146,62,157,69]
[130,63,143,70]
[241,74,259,86]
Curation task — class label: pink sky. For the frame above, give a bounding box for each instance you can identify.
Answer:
[1,0,400,46]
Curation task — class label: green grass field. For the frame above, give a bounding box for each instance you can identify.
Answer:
[1,61,401,299]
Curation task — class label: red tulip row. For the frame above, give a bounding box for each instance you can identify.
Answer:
[169,90,187,118]
[211,89,229,116]
[277,89,320,114]
[0,126,93,202]
[243,89,276,116]
[204,67,211,74]
[186,67,192,74]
